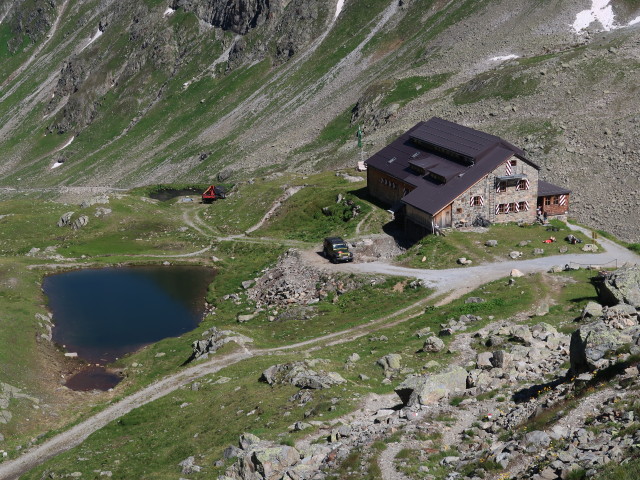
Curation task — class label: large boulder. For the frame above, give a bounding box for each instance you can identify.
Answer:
[395,366,467,406]
[260,361,346,389]
[71,215,89,230]
[595,265,640,308]
[570,320,633,373]
[376,353,402,371]
[57,211,74,227]
[422,336,445,353]
[582,301,604,319]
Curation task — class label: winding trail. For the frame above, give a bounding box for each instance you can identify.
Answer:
[245,186,305,234]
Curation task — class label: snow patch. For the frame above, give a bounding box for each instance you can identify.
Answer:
[335,0,345,20]
[51,161,64,169]
[629,15,640,26]
[164,7,175,16]
[572,0,616,33]
[490,54,519,62]
[60,136,75,150]
[80,28,103,52]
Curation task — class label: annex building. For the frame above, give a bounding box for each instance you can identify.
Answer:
[365,117,570,236]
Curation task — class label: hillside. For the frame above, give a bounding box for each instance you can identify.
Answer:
[0,173,637,479]
[0,0,639,242]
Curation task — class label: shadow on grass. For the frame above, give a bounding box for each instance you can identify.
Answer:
[349,186,419,249]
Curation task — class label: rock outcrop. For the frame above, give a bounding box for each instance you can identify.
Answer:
[171,0,273,34]
[221,433,332,480]
[190,327,253,361]
[260,360,346,389]
[595,264,640,307]
[57,211,74,227]
[395,366,467,406]
[571,266,640,373]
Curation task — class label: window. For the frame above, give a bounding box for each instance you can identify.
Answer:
[516,179,529,190]
[509,202,518,213]
[497,181,507,193]
[518,201,529,211]
[456,208,463,214]
[496,203,507,214]
[470,195,484,206]
[510,160,517,166]
[552,196,559,205]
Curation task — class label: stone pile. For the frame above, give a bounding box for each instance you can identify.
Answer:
[438,314,482,336]
[512,383,640,479]
[570,265,640,374]
[247,249,363,307]
[467,322,570,391]
[220,433,331,480]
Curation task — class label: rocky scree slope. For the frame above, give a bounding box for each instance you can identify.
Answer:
[0,0,639,242]
[212,265,640,480]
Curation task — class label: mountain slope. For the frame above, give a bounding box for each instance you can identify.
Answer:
[0,0,639,241]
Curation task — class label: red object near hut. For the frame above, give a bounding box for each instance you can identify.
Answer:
[201,185,226,203]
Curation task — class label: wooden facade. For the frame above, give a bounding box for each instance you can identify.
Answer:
[538,193,570,216]
[367,168,415,207]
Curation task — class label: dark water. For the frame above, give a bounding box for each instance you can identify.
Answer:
[148,187,203,201]
[64,366,123,391]
[43,266,215,366]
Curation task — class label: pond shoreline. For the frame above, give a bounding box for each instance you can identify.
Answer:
[42,264,215,391]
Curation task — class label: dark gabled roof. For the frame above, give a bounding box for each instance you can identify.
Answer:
[409,117,528,161]
[365,118,538,216]
[538,180,571,197]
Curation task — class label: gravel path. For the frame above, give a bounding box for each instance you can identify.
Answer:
[346,225,639,294]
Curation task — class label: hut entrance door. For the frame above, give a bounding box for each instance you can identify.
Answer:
[435,205,452,228]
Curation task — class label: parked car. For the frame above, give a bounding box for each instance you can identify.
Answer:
[323,237,353,263]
